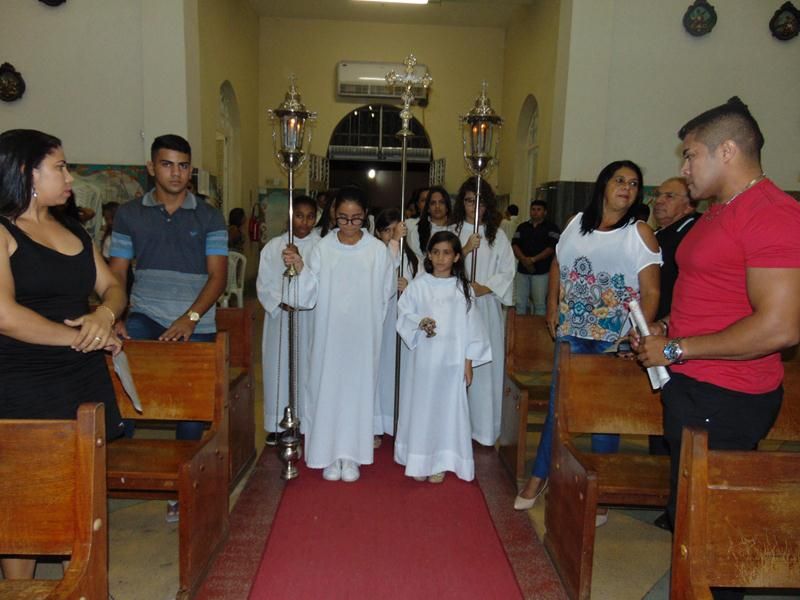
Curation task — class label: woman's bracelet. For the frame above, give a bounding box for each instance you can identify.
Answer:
[96,304,116,325]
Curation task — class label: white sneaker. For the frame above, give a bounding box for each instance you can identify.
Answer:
[340,459,360,482]
[323,460,342,481]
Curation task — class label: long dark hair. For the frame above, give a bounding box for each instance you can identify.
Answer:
[453,177,501,246]
[580,160,644,235]
[417,185,451,253]
[316,192,336,237]
[423,231,472,312]
[0,129,62,220]
[374,208,418,276]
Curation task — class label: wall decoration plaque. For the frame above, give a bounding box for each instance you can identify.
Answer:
[770,2,800,40]
[683,0,717,37]
[39,0,67,6]
[0,63,26,102]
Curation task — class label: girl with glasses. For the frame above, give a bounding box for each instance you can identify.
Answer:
[282,186,395,483]
[453,177,516,448]
[394,231,491,483]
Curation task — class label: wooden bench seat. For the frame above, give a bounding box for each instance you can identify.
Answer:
[106,335,229,599]
[672,427,800,599]
[499,310,555,480]
[216,306,256,488]
[0,403,108,600]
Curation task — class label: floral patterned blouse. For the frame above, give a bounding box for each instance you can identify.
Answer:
[556,214,662,342]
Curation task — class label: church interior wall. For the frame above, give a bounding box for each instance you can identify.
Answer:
[258,16,506,196]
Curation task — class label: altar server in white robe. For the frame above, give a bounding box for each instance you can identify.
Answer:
[454,177,516,446]
[282,186,396,482]
[395,231,492,482]
[406,185,456,262]
[373,208,419,440]
[256,195,320,444]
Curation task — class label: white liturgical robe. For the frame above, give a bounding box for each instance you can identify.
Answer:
[457,222,516,445]
[256,230,320,433]
[291,230,396,468]
[394,273,491,480]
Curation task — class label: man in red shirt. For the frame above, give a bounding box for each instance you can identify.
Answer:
[635,98,800,548]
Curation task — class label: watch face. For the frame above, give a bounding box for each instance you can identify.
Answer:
[663,341,677,362]
[188,311,200,322]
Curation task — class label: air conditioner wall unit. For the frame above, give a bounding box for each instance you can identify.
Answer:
[336,60,429,104]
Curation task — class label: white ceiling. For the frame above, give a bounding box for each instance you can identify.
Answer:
[248,0,534,29]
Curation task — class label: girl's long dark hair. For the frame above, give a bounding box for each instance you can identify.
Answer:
[374,208,418,277]
[316,191,336,237]
[417,185,451,253]
[453,177,501,246]
[580,160,644,235]
[423,231,472,312]
[0,129,62,220]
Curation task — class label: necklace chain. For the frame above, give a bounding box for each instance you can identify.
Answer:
[725,173,765,206]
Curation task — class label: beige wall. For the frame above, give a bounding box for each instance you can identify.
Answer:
[498,1,561,204]
[259,17,506,195]
[0,0,145,164]
[556,0,800,190]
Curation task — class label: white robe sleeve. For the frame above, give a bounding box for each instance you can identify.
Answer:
[379,244,397,321]
[287,242,320,310]
[255,237,285,319]
[465,294,492,367]
[396,279,424,350]
[485,229,516,306]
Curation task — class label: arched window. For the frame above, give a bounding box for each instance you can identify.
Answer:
[525,105,539,204]
[328,104,432,163]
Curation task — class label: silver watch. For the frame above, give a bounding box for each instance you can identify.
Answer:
[662,338,684,363]
[186,311,201,323]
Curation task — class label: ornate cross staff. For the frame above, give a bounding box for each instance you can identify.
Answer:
[268,75,316,480]
[460,81,502,280]
[385,54,432,436]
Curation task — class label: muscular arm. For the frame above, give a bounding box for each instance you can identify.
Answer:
[637,267,800,365]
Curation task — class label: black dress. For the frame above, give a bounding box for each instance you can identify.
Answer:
[0,216,123,438]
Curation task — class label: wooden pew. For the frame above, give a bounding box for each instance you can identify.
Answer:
[106,335,229,599]
[0,403,108,599]
[216,306,256,488]
[544,345,800,600]
[671,428,800,599]
[498,309,555,480]
[544,344,667,600]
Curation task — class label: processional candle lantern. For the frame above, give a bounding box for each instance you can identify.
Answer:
[459,82,502,279]
[267,76,316,480]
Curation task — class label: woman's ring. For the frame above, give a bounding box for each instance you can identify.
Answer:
[94,336,102,342]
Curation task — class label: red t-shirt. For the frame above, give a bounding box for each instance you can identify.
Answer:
[670,179,800,393]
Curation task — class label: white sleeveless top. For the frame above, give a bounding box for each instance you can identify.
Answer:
[556,214,661,342]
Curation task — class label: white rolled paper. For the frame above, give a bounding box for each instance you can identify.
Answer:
[628,299,671,390]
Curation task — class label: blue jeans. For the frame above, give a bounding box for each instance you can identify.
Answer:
[123,312,215,441]
[514,273,549,316]
[530,336,620,479]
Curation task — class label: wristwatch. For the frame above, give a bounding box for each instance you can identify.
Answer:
[662,338,684,364]
[186,311,201,323]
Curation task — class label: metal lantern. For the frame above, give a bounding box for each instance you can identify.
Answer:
[459,81,503,279]
[385,54,432,436]
[267,75,316,481]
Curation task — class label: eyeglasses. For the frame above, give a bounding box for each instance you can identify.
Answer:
[654,191,688,201]
[335,215,365,226]
[612,176,639,189]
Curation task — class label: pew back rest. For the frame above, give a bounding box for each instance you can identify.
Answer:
[215,306,253,372]
[557,343,662,436]
[675,428,800,593]
[767,346,800,441]
[107,334,228,423]
[505,310,554,374]
[0,404,105,557]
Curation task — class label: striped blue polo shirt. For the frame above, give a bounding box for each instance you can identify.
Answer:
[110,190,228,334]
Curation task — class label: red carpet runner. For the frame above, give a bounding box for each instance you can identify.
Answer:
[248,442,524,599]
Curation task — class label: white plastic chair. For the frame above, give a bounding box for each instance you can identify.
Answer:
[219,251,246,307]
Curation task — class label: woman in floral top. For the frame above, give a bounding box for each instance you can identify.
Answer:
[514,160,661,519]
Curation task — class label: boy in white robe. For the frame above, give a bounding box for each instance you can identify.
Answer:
[256,196,320,443]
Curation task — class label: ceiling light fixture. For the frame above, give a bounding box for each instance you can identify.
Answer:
[354,0,429,5]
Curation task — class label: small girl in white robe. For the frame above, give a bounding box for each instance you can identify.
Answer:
[256,195,320,443]
[374,208,419,443]
[395,231,492,482]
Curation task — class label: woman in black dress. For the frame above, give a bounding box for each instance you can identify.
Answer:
[0,129,127,580]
